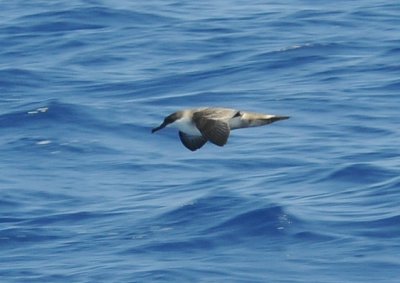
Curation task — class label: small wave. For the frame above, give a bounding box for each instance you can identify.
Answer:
[0,227,62,245]
[343,124,394,136]
[6,136,119,156]
[385,47,400,56]
[25,210,116,226]
[141,238,214,253]
[251,42,345,60]
[132,268,211,283]
[0,100,122,131]
[206,205,295,240]
[0,68,47,90]
[369,176,400,196]
[159,194,244,228]
[158,193,302,241]
[293,231,337,242]
[342,214,400,239]
[154,193,340,248]
[321,163,396,184]
[0,100,130,155]
[382,80,400,91]
[12,6,176,34]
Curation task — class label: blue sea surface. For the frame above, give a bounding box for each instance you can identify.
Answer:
[1,0,400,282]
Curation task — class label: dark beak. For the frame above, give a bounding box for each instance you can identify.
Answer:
[271,115,290,122]
[151,121,168,133]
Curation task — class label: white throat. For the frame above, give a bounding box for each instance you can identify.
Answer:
[171,115,202,136]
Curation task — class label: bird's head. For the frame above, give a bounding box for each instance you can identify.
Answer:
[151,112,182,133]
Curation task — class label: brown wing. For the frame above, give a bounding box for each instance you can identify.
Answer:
[179,131,207,151]
[193,108,237,120]
[194,117,230,147]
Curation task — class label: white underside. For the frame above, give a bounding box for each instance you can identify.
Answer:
[171,117,202,136]
[228,117,243,129]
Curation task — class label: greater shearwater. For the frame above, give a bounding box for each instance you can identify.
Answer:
[152,107,289,151]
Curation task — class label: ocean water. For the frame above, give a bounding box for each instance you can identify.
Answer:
[1,0,400,282]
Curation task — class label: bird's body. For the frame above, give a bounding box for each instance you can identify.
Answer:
[152,107,289,151]
[171,113,202,136]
